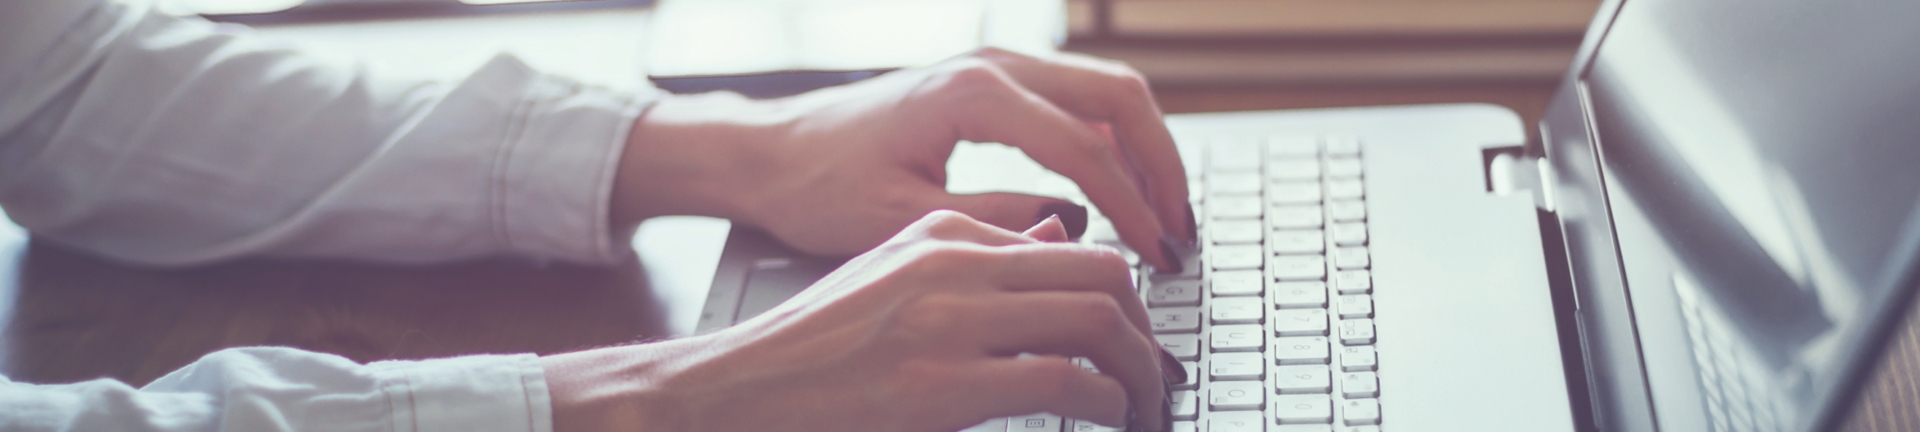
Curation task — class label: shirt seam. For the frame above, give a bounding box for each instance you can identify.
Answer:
[490,91,536,254]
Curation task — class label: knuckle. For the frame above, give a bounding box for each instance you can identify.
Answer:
[1070,137,1120,165]
[903,242,997,277]
[895,294,965,334]
[935,62,1015,101]
[906,210,973,238]
[1065,294,1129,338]
[1080,245,1133,276]
[1021,359,1084,400]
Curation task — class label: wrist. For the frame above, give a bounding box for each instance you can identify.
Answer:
[610,92,792,229]
[540,338,708,432]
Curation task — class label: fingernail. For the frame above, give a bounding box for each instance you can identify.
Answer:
[1154,236,1184,274]
[1036,202,1089,239]
[1033,214,1061,230]
[1182,205,1199,247]
[1158,348,1188,386]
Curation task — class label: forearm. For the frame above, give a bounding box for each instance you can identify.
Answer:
[0,0,653,265]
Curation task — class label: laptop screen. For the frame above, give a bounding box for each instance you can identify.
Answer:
[1553,0,1920,430]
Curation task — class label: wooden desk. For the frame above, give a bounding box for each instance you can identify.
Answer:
[0,6,1910,432]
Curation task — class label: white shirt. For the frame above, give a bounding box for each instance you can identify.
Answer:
[0,0,663,430]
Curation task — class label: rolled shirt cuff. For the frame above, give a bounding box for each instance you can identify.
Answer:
[373,353,554,432]
[483,55,659,264]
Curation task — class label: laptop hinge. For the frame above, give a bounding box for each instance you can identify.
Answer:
[1484,147,1555,213]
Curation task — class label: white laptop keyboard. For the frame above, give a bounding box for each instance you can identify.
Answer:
[999,135,1382,432]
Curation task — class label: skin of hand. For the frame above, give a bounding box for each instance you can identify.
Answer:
[540,211,1175,432]
[609,48,1198,270]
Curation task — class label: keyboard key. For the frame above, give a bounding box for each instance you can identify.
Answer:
[1271,255,1327,281]
[1212,270,1265,297]
[1148,280,1203,307]
[1208,381,1265,411]
[1333,270,1372,295]
[1338,427,1379,432]
[1211,138,1264,172]
[1174,421,1198,432]
[1325,158,1363,178]
[1336,295,1374,319]
[1172,390,1199,420]
[1209,352,1266,381]
[1324,136,1362,157]
[1333,247,1370,270]
[1272,281,1328,309]
[1211,196,1264,219]
[1329,222,1367,246]
[1342,372,1380,398]
[1211,324,1265,352]
[1274,395,1334,424]
[1327,200,1366,221]
[1274,426,1333,432]
[1269,229,1325,255]
[1151,308,1203,334]
[1150,252,1204,282]
[1342,399,1381,426]
[1267,159,1322,182]
[1338,319,1376,345]
[1158,334,1200,361]
[1209,411,1267,432]
[1211,297,1266,324]
[1210,172,1263,196]
[1211,219,1265,245]
[1270,183,1323,205]
[1008,414,1061,432]
[1176,361,1199,389]
[1269,205,1323,229]
[1273,309,1330,337]
[1274,336,1331,365]
[1326,179,1364,200]
[1274,365,1333,394]
[1267,135,1320,159]
[1069,419,1119,432]
[1212,245,1265,270]
[1340,346,1377,372]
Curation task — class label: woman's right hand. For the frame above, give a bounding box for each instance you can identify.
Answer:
[540,211,1177,432]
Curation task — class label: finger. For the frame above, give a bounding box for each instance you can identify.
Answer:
[1023,215,1071,243]
[936,291,1167,429]
[944,356,1130,426]
[924,191,1088,240]
[984,243,1157,341]
[914,63,1178,270]
[975,49,1198,247]
[901,209,1037,247]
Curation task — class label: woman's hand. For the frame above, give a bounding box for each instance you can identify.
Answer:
[541,211,1179,432]
[611,49,1196,270]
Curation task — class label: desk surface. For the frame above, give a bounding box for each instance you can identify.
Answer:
[0,7,1912,432]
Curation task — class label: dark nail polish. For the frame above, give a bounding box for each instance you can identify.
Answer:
[1158,348,1188,385]
[1182,205,1199,247]
[1154,236,1184,274]
[1036,202,1089,240]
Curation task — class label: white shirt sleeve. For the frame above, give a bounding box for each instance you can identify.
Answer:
[0,0,661,266]
[0,347,552,432]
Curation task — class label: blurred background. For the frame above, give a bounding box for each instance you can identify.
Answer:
[163,0,1603,125]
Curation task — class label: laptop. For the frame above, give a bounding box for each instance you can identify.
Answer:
[697,0,1920,429]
